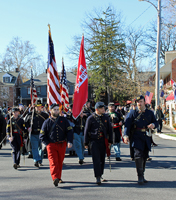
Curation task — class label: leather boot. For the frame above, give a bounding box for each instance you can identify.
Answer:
[96,176,101,185]
[135,158,144,185]
[143,159,148,183]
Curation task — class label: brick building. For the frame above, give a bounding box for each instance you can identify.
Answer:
[160,51,176,127]
[0,69,23,107]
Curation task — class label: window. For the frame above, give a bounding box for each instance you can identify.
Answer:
[3,77,10,83]
[37,87,41,94]
[27,87,30,95]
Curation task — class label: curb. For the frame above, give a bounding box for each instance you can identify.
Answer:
[155,133,176,141]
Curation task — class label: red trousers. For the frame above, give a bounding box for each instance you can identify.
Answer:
[46,142,67,180]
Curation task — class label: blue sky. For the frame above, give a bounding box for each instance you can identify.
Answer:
[0,0,157,72]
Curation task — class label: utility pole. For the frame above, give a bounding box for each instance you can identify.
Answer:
[156,0,161,108]
[139,0,161,108]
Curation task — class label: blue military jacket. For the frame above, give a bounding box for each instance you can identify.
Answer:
[6,117,27,139]
[84,113,113,145]
[124,109,158,151]
[40,116,73,146]
[108,111,124,143]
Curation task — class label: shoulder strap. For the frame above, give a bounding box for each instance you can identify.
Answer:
[49,116,60,135]
[49,116,64,135]
[131,111,143,125]
[93,114,107,131]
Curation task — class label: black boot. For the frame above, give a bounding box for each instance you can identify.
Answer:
[135,158,144,185]
[96,176,101,185]
[143,159,148,183]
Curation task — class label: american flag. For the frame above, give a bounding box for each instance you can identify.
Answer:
[145,91,153,104]
[47,25,61,107]
[30,68,37,106]
[60,59,69,112]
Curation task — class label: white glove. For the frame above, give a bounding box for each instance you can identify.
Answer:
[9,137,13,142]
[28,127,31,133]
[67,143,72,148]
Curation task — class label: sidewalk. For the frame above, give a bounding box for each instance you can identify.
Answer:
[155,124,176,141]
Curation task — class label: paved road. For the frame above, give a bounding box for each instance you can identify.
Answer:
[0,134,176,200]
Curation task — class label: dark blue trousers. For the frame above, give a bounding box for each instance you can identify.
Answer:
[90,138,106,177]
[10,133,21,165]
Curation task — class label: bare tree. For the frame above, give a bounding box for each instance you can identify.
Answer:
[0,37,45,79]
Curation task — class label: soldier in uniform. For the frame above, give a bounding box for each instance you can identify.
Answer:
[73,110,86,165]
[25,100,49,167]
[124,95,158,185]
[108,102,123,161]
[84,102,112,185]
[6,107,27,169]
[40,103,73,187]
[0,108,6,149]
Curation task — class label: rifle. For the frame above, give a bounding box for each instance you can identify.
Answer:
[0,135,7,146]
[9,111,13,138]
[29,107,35,138]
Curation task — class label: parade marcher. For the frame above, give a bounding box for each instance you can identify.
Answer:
[155,105,164,134]
[84,102,112,185]
[5,107,11,123]
[73,110,86,165]
[124,95,158,185]
[25,100,49,167]
[6,107,27,169]
[129,102,138,161]
[40,103,73,187]
[108,102,123,161]
[83,100,94,155]
[0,108,6,149]
[66,104,76,156]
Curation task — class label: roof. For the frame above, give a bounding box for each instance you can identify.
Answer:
[21,71,76,86]
[0,72,20,86]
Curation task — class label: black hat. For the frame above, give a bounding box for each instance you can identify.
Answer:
[95,102,105,109]
[135,95,145,102]
[108,102,115,107]
[36,100,42,107]
[50,103,60,110]
[12,107,20,112]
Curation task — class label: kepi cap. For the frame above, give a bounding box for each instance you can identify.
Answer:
[50,103,60,110]
[108,102,115,107]
[95,102,105,109]
[135,95,145,102]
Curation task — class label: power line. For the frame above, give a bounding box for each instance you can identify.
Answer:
[128,4,152,27]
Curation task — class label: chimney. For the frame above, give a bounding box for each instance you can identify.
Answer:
[16,68,19,72]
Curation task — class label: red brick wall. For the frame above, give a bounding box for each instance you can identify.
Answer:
[172,58,176,81]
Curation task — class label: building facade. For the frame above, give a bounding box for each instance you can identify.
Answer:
[0,70,23,107]
[20,71,76,106]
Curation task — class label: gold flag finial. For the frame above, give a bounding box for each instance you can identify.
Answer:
[48,24,51,30]
[31,66,33,69]
[62,57,64,63]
